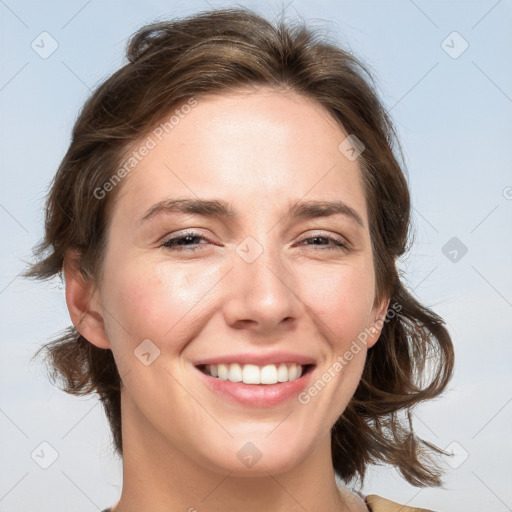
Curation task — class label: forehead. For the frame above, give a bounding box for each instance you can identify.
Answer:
[111,88,368,226]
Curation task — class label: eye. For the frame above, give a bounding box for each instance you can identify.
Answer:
[160,230,211,252]
[159,230,349,253]
[296,233,349,251]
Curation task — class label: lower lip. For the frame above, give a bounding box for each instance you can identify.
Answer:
[195,366,314,407]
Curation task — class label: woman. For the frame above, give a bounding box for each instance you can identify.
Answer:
[23,7,454,511]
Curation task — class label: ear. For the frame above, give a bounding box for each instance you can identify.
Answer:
[365,295,392,349]
[63,249,111,349]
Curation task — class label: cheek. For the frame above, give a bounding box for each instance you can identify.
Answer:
[302,262,376,346]
[101,259,213,352]
[103,258,218,352]
[295,264,375,430]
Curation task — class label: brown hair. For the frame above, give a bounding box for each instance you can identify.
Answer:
[22,6,454,487]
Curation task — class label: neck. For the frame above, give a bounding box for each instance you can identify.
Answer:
[110,391,365,512]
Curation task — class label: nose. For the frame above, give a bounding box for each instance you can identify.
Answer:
[222,242,303,335]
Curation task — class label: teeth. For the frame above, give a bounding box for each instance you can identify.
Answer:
[217,364,229,380]
[242,364,260,384]
[204,363,305,384]
[228,363,242,382]
[260,364,278,384]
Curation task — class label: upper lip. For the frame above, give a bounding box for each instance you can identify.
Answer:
[194,351,316,367]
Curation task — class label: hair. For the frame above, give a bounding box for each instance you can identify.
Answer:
[22,6,454,487]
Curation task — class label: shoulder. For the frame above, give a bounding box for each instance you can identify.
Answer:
[366,494,436,512]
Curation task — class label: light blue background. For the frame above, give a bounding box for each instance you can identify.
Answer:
[1,1,511,511]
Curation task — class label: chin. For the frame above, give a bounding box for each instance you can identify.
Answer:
[195,435,308,477]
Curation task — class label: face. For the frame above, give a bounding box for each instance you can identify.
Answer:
[77,88,389,476]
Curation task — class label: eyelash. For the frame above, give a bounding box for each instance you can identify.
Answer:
[160,230,348,252]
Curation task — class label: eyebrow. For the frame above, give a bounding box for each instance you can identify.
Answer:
[138,197,365,228]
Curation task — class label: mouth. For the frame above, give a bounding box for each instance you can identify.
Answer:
[196,363,316,385]
[194,361,316,407]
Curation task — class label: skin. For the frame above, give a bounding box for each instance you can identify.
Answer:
[65,87,390,512]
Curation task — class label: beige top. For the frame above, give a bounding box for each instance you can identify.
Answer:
[103,494,435,512]
[102,495,435,512]
[366,494,434,511]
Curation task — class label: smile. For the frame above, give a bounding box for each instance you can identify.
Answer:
[195,362,316,408]
[197,363,315,385]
